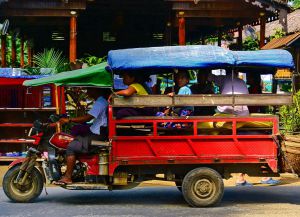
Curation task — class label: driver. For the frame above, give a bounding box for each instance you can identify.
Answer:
[54,88,110,185]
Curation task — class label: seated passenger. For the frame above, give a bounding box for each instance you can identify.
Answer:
[208,70,249,116]
[164,69,194,117]
[157,70,193,128]
[210,71,279,186]
[247,73,266,113]
[109,72,154,119]
[190,69,215,116]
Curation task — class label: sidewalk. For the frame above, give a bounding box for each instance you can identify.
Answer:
[1,165,299,187]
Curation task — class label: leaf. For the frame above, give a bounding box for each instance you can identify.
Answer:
[33,48,67,74]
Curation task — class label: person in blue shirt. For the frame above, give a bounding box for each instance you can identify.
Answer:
[54,88,110,185]
[167,70,194,117]
[158,70,193,128]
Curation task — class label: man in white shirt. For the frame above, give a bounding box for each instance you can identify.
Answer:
[55,88,110,185]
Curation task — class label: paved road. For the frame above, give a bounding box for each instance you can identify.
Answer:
[1,186,300,217]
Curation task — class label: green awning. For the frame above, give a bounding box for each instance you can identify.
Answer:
[23,62,112,87]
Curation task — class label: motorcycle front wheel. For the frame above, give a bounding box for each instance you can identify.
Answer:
[3,164,44,203]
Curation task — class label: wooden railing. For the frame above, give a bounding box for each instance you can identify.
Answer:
[112,94,292,107]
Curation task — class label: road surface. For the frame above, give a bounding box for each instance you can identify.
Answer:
[1,185,300,217]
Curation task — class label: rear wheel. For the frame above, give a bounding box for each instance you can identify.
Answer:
[182,167,224,207]
[3,164,44,203]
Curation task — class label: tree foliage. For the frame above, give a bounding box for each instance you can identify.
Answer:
[289,0,300,9]
[279,91,300,133]
[78,54,107,67]
[0,34,28,67]
[270,28,286,40]
[242,36,259,51]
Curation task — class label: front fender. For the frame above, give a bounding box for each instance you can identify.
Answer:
[8,158,27,168]
[8,158,46,183]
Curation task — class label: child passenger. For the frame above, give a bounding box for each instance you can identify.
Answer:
[165,69,194,117]
[109,72,154,119]
[157,70,193,128]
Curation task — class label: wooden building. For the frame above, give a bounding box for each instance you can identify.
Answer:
[0,0,291,62]
[0,0,291,161]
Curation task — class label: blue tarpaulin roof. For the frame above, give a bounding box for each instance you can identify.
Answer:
[108,45,236,73]
[232,50,294,69]
[108,45,295,74]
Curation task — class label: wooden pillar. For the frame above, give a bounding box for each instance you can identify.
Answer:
[69,16,77,62]
[260,14,266,49]
[218,29,222,47]
[27,43,32,67]
[178,12,185,45]
[11,37,16,67]
[20,37,24,68]
[238,26,243,49]
[1,35,7,67]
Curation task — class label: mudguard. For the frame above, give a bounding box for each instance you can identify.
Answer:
[8,158,27,168]
[8,158,46,183]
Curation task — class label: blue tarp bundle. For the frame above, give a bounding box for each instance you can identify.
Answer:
[108,45,295,74]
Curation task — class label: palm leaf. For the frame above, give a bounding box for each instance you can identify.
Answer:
[33,48,67,73]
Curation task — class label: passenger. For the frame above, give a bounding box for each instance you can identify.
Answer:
[209,70,251,186]
[210,71,279,186]
[165,69,194,117]
[208,70,249,116]
[247,73,265,113]
[190,69,215,116]
[109,72,154,119]
[54,88,110,185]
[157,70,193,128]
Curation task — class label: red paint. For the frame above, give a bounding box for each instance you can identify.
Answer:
[108,105,279,176]
[49,132,74,150]
[9,158,26,168]
[31,133,43,145]
[20,37,24,68]
[69,16,77,62]
[78,155,100,175]
[1,35,6,67]
[178,17,185,45]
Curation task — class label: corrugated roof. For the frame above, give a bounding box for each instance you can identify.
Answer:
[261,32,300,49]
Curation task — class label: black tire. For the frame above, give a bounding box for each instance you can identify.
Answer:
[3,164,44,203]
[182,167,224,207]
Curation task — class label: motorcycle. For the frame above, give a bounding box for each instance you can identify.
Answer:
[2,115,112,202]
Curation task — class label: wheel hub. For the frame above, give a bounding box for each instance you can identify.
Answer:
[193,178,214,198]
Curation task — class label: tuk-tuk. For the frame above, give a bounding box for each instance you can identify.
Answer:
[2,45,296,207]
